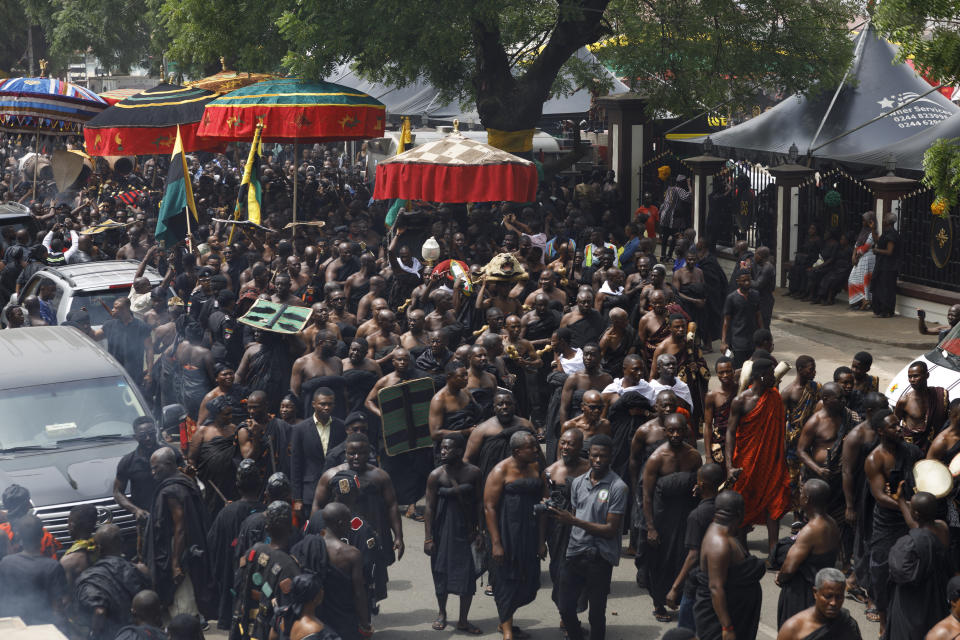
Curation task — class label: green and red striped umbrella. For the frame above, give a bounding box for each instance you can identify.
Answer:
[197,78,385,143]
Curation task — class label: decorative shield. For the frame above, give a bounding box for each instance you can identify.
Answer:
[238,299,312,334]
[931,214,952,269]
[378,377,435,456]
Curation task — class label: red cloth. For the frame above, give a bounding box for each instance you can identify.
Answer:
[635,205,659,238]
[732,387,791,526]
[0,521,61,558]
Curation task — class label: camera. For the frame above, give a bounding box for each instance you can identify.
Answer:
[533,489,569,515]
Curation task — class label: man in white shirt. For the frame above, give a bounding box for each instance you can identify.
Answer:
[602,354,656,406]
[648,353,693,412]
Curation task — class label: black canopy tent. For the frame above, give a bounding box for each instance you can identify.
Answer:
[325,48,629,125]
[828,111,960,172]
[682,24,957,163]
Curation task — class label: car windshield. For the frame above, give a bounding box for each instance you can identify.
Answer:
[0,376,143,451]
[70,290,131,326]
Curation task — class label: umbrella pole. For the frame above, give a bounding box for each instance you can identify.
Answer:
[32,118,40,200]
[184,205,193,253]
[292,141,297,227]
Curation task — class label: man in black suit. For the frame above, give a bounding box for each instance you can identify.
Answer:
[291,386,346,519]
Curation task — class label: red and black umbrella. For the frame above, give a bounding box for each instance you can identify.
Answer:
[83,83,221,156]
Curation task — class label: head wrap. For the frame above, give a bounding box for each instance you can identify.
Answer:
[2,484,31,518]
[206,394,231,416]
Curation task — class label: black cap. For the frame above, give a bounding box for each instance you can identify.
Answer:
[197,266,216,278]
[344,411,367,427]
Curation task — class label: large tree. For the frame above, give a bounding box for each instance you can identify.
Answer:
[600,0,860,118]
[874,0,960,85]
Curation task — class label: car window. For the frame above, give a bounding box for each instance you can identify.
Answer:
[21,275,40,298]
[49,284,65,317]
[0,376,143,451]
[69,290,130,326]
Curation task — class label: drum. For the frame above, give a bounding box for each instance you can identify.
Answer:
[948,451,960,477]
[913,459,954,498]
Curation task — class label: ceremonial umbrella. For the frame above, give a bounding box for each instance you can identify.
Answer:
[373,124,537,203]
[198,78,385,220]
[197,77,385,143]
[185,69,275,95]
[83,83,220,157]
[0,77,107,136]
[97,88,144,106]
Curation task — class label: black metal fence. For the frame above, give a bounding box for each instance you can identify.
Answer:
[705,160,776,250]
[797,168,875,242]
[899,187,960,293]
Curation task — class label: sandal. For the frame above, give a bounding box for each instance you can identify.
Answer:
[456,622,482,635]
[432,618,447,631]
[846,585,868,605]
[654,610,673,623]
[485,585,494,596]
[865,607,880,623]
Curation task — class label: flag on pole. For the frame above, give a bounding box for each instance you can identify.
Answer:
[384,117,412,228]
[236,123,264,225]
[155,125,198,248]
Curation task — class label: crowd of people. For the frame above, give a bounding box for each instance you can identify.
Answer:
[0,132,956,640]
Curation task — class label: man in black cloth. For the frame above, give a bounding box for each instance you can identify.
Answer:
[484,429,547,640]
[233,500,301,640]
[721,268,763,369]
[642,413,702,623]
[144,446,213,620]
[864,408,922,629]
[775,478,840,628]
[291,386,345,518]
[424,432,483,634]
[323,411,379,471]
[559,289,604,348]
[464,390,538,481]
[666,462,724,632]
[292,504,372,640]
[74,524,151,640]
[115,418,185,525]
[235,472,301,558]
[91,296,153,386]
[886,490,950,640]
[872,210,901,318]
[548,433,627,640]
[364,347,433,514]
[545,428,591,619]
[314,433,404,604]
[693,489,766,640]
[752,246,776,328]
[776,567,862,640]
[114,590,167,640]
[0,514,67,626]
[206,459,265,630]
[240,389,293,481]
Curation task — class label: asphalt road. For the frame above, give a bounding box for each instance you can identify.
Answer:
[209,317,924,639]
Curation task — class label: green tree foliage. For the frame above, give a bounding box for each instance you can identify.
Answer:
[599,0,860,116]
[874,0,960,85]
[156,0,291,77]
[47,0,156,73]
[19,0,860,131]
[874,1,960,207]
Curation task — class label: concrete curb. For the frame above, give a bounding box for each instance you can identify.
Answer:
[772,311,933,350]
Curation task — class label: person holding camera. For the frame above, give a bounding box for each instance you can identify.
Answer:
[547,433,627,640]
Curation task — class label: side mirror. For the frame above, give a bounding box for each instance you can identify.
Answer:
[159,403,187,445]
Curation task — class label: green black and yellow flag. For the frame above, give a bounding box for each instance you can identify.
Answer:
[155,125,198,247]
[236,122,263,225]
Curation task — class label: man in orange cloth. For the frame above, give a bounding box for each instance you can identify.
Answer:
[724,357,791,563]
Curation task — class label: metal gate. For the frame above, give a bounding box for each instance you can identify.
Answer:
[706,160,776,250]
[899,187,960,293]
[797,168,875,242]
